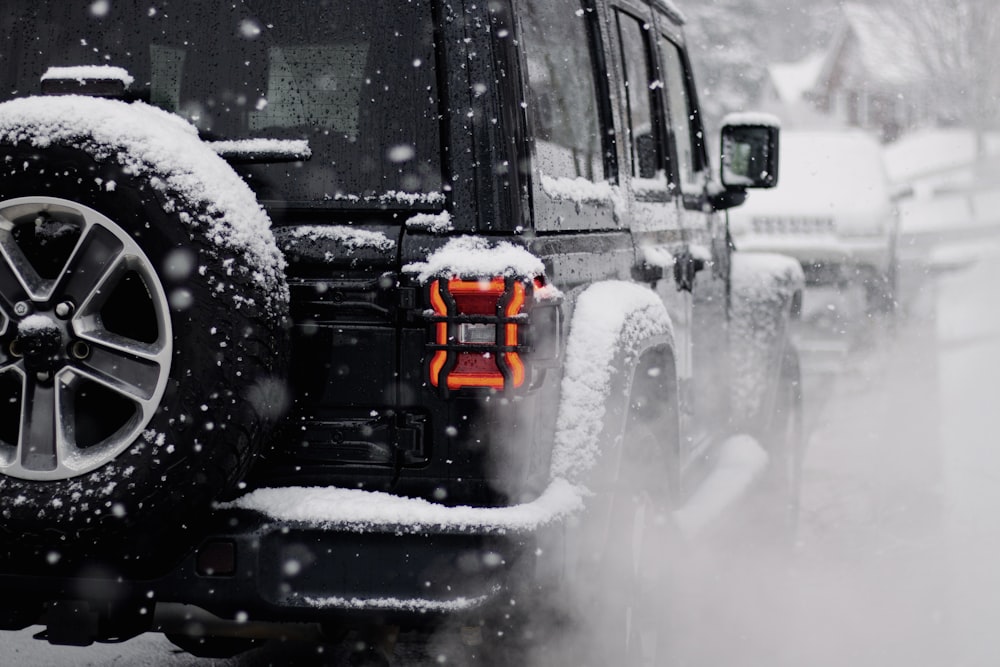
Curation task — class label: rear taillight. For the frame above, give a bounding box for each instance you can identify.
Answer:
[427,277,533,392]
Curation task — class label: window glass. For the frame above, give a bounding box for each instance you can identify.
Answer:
[247,45,371,139]
[0,0,442,206]
[519,0,604,181]
[660,37,698,192]
[617,14,658,180]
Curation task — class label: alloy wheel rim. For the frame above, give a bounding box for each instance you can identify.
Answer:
[0,196,172,481]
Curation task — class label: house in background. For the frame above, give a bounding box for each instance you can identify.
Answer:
[758,51,832,129]
[810,3,931,142]
[760,3,933,143]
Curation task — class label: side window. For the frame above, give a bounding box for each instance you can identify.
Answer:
[519,0,604,182]
[659,37,698,193]
[616,13,659,181]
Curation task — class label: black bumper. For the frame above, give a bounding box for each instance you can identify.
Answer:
[0,510,538,628]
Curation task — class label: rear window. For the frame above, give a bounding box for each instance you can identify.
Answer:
[0,0,443,207]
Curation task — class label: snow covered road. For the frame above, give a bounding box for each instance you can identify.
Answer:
[791,240,1000,667]
[797,240,1000,667]
[670,239,1000,667]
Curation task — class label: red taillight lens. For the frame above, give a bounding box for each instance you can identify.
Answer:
[427,277,528,392]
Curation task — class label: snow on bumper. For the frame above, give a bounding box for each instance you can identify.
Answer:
[300,587,502,614]
[203,481,583,616]
[224,478,583,535]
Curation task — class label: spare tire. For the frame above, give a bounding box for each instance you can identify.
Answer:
[0,97,289,559]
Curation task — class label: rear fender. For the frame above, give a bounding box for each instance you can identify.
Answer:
[534,280,679,590]
[549,281,677,487]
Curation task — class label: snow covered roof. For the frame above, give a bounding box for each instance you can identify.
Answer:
[818,3,927,90]
[768,52,825,105]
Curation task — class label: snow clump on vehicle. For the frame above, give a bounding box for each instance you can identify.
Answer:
[226,476,583,534]
[551,281,674,482]
[403,235,545,282]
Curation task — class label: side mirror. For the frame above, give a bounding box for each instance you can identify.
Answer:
[720,113,780,189]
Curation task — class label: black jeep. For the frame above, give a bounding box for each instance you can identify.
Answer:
[0,0,802,663]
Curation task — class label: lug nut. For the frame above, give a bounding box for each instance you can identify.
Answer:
[55,301,75,319]
[13,301,29,317]
[70,341,91,360]
[9,340,22,358]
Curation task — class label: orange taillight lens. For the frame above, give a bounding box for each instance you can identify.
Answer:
[427,277,529,392]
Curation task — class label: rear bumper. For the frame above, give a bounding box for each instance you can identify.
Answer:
[0,481,582,627]
[160,514,528,623]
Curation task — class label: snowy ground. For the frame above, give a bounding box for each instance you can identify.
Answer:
[667,234,1000,667]
[4,233,1000,665]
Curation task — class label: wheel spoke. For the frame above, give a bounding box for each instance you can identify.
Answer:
[18,377,62,472]
[76,324,167,363]
[74,340,164,403]
[54,223,126,307]
[0,225,36,312]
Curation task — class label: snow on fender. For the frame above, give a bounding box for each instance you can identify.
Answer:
[729,252,804,426]
[550,280,674,484]
[0,96,289,555]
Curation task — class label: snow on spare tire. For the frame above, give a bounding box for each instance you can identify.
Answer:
[0,96,288,551]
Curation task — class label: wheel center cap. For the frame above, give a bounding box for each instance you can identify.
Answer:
[17,314,64,373]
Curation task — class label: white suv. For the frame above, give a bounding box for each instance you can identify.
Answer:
[729,129,899,311]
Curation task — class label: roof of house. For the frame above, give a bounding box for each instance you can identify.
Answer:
[768,52,825,104]
[816,3,928,91]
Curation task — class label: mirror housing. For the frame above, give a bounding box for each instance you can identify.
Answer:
[719,113,781,189]
[710,113,780,211]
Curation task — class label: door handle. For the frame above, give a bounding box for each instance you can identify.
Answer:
[673,248,704,292]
